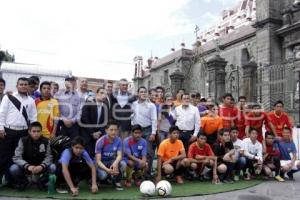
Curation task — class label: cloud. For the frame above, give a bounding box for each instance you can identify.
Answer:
[0,0,193,80]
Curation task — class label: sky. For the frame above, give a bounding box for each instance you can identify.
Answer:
[0,0,239,81]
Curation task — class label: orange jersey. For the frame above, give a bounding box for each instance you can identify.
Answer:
[267,111,293,137]
[35,98,60,138]
[157,139,184,162]
[200,115,223,135]
[218,105,238,129]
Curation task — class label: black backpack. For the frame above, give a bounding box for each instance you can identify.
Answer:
[50,135,71,162]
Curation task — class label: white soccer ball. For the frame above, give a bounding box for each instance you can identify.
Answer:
[139,180,156,196]
[156,180,172,197]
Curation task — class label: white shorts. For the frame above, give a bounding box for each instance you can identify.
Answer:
[280,160,300,170]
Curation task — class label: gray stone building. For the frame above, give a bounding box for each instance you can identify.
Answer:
[133,0,300,122]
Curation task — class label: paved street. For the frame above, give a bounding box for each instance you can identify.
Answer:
[0,173,299,200]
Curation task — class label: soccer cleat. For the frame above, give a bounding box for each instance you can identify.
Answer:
[274,175,285,182]
[175,176,184,184]
[115,182,124,191]
[233,175,240,181]
[125,180,132,188]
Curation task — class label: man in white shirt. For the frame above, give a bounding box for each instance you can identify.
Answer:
[0,77,37,182]
[172,93,200,151]
[230,126,247,181]
[243,127,263,180]
[131,86,157,178]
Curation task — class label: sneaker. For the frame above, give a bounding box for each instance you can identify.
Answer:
[115,182,124,191]
[287,171,295,181]
[175,176,184,184]
[233,175,240,182]
[0,175,7,187]
[244,173,251,181]
[134,179,142,187]
[125,180,132,188]
[56,187,68,194]
[274,175,285,182]
[222,178,234,184]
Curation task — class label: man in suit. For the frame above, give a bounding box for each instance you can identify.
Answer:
[105,80,117,121]
[112,79,136,140]
[80,87,109,157]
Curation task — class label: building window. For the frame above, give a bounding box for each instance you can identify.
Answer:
[164,69,169,84]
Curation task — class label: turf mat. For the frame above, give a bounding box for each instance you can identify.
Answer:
[0,179,262,199]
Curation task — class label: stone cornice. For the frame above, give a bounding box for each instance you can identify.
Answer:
[252,18,282,28]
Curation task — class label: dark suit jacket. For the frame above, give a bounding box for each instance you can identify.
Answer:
[112,91,137,132]
[80,100,110,136]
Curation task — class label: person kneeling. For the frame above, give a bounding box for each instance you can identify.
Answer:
[57,136,98,196]
[277,127,300,181]
[10,122,56,191]
[95,121,126,191]
[243,128,263,180]
[123,125,148,187]
[263,131,284,182]
[156,126,189,184]
[188,132,219,184]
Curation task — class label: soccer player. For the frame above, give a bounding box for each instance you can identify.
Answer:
[35,81,60,138]
[277,127,300,180]
[218,93,238,129]
[230,126,247,181]
[212,128,235,183]
[57,136,98,196]
[187,132,219,184]
[200,103,223,146]
[10,122,55,190]
[267,101,293,138]
[123,125,147,187]
[243,128,263,180]
[236,96,247,139]
[156,126,189,184]
[95,121,126,190]
[245,104,277,142]
[263,131,284,182]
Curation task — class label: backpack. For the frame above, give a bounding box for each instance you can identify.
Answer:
[50,135,71,162]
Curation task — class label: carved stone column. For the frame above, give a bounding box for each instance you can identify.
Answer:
[170,69,185,97]
[242,61,258,102]
[206,55,227,101]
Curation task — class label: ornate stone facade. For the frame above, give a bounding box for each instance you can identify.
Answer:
[133,0,300,122]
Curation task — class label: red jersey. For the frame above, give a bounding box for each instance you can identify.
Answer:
[236,108,246,139]
[245,112,269,142]
[188,142,214,159]
[267,111,293,137]
[265,143,280,160]
[218,105,238,129]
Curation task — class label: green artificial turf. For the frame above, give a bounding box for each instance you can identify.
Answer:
[0,179,262,200]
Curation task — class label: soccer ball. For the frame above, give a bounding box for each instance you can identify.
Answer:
[139,180,156,196]
[156,180,172,197]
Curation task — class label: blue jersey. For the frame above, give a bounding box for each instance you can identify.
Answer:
[95,135,122,162]
[59,148,94,165]
[277,140,297,160]
[123,136,147,161]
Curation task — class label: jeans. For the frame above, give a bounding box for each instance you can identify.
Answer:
[235,156,247,175]
[0,128,27,179]
[142,126,156,177]
[97,160,126,183]
[57,162,91,186]
[159,131,168,143]
[179,130,193,152]
[9,163,56,185]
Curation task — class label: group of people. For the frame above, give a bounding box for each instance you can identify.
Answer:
[0,75,299,196]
